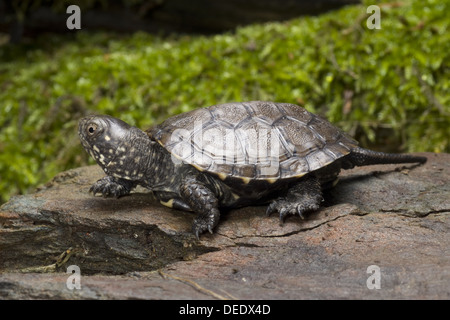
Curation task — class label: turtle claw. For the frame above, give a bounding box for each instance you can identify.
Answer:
[192,209,220,239]
[267,198,319,223]
[265,202,277,217]
[89,176,134,198]
[278,208,288,223]
[296,205,305,219]
[192,222,208,240]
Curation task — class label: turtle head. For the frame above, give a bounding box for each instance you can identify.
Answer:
[78,115,136,174]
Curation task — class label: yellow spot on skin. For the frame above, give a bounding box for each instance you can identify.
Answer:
[160,199,174,208]
[93,145,100,153]
[104,135,111,141]
[332,178,339,187]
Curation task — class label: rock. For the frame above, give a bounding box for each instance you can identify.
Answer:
[0,152,449,299]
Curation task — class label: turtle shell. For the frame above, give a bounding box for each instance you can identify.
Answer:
[147,101,358,181]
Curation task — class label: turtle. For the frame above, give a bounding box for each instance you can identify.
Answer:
[78,101,427,238]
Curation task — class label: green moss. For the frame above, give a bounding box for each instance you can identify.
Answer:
[0,0,449,203]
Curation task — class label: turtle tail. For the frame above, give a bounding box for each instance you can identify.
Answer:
[347,147,427,167]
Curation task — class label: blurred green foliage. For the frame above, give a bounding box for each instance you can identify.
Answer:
[0,0,449,204]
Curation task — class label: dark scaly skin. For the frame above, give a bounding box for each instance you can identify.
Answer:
[179,176,221,237]
[78,106,427,238]
[345,147,427,167]
[266,175,323,222]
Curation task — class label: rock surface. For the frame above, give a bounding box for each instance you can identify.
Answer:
[0,152,449,299]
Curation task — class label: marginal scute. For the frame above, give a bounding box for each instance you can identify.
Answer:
[150,101,358,181]
[231,164,257,178]
[305,150,335,172]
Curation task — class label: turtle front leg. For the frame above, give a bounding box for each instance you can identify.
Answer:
[179,178,220,238]
[90,176,137,198]
[266,175,323,222]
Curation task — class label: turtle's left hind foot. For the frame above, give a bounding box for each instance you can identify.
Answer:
[266,176,323,223]
[179,176,221,238]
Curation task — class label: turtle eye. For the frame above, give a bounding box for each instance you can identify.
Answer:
[87,123,98,135]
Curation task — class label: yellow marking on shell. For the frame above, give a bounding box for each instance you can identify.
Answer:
[190,163,206,172]
[216,172,228,181]
[284,172,308,179]
[265,177,278,184]
[160,199,174,208]
[239,177,252,184]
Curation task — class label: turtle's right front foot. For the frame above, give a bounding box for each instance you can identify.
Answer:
[89,176,135,198]
[192,208,221,239]
[179,176,221,238]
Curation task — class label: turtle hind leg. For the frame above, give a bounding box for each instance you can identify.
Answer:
[179,177,221,239]
[266,175,323,223]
